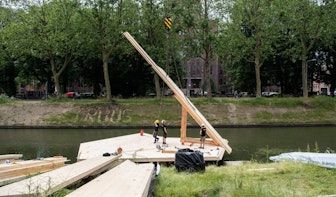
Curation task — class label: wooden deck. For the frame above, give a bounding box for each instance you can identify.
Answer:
[77,132,225,163]
[0,156,119,197]
[66,160,154,197]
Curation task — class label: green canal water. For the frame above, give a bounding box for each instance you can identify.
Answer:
[0,127,335,163]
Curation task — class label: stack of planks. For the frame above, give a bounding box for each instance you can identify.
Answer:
[0,155,68,186]
[0,156,119,196]
[0,154,23,163]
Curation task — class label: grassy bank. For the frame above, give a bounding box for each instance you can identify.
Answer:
[1,95,336,126]
[44,96,336,126]
[154,161,336,197]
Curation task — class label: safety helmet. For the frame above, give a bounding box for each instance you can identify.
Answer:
[161,120,165,124]
[201,123,205,127]
[155,120,160,124]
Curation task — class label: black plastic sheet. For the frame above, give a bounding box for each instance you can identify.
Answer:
[175,148,205,172]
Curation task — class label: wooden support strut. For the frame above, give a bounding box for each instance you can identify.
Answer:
[180,106,187,144]
[123,32,232,154]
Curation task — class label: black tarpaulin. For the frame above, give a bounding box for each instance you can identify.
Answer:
[174,148,205,172]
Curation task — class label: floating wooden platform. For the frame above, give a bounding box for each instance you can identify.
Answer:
[77,133,226,163]
[0,132,227,196]
[0,156,68,186]
[66,160,154,197]
[0,156,119,197]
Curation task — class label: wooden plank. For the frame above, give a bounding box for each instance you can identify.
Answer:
[123,32,232,154]
[0,156,68,184]
[66,160,154,197]
[0,156,119,197]
[0,154,22,163]
[162,149,178,154]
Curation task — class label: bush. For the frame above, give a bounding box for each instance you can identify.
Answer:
[0,94,12,104]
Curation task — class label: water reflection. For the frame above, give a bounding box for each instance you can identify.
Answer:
[0,127,335,163]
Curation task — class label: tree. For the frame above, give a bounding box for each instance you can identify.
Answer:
[139,0,166,97]
[286,0,321,98]
[178,0,224,98]
[318,0,336,97]
[220,0,279,97]
[81,0,139,99]
[5,0,81,98]
[0,6,18,96]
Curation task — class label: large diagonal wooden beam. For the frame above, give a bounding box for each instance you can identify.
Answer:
[123,32,232,154]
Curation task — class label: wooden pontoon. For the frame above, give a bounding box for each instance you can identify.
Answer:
[77,133,225,163]
[66,160,154,197]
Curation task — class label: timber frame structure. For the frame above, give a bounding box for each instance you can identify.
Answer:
[123,32,232,154]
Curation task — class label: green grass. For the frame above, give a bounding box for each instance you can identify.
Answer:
[44,97,112,104]
[154,161,336,197]
[43,95,336,108]
[47,112,83,125]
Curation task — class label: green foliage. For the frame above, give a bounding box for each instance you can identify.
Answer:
[1,0,336,99]
[0,94,13,104]
[306,143,311,152]
[314,141,320,153]
[253,146,288,163]
[49,189,72,197]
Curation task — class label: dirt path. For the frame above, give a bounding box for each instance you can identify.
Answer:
[227,103,238,124]
[0,101,75,126]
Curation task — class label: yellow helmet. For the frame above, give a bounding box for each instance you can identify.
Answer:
[155,120,160,124]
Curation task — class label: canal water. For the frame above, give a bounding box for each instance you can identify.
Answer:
[0,127,335,163]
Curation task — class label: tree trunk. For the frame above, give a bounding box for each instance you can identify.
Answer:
[302,53,308,98]
[154,74,161,98]
[102,52,112,99]
[255,35,262,98]
[50,57,61,99]
[255,63,261,98]
[205,57,212,98]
